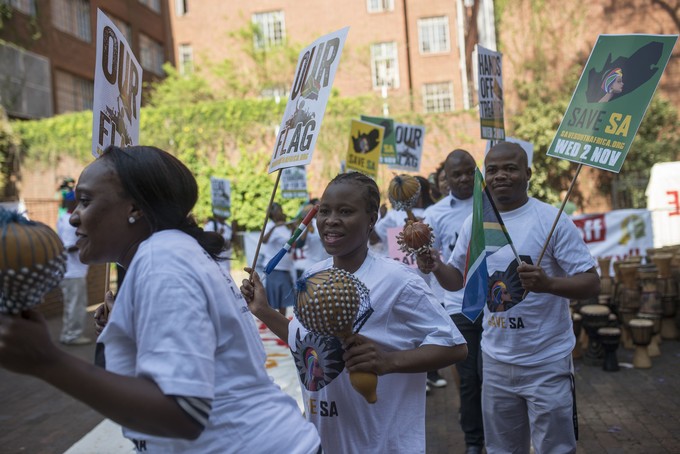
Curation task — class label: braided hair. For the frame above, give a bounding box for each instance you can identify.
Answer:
[327,171,380,215]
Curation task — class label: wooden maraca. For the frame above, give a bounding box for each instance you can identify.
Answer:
[0,209,66,314]
[295,267,377,403]
[387,174,435,259]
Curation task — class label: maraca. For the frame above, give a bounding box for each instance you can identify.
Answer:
[295,267,377,403]
[0,208,66,314]
[387,174,435,259]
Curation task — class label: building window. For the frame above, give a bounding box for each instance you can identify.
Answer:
[251,10,285,49]
[0,43,52,118]
[175,0,187,16]
[370,42,399,89]
[55,70,93,114]
[51,0,91,42]
[140,33,165,75]
[1,0,36,16]
[423,82,454,113]
[178,44,193,75]
[367,0,394,13]
[418,16,450,54]
[109,16,132,46]
[138,0,161,13]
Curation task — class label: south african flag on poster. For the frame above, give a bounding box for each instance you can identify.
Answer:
[461,168,516,321]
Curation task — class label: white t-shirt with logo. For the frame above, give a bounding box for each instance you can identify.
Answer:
[288,252,464,454]
[99,230,319,453]
[449,198,596,366]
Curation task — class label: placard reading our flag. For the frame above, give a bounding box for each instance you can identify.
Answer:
[477,45,504,140]
[547,34,677,173]
[92,9,143,158]
[388,123,425,172]
[345,119,383,178]
[281,166,308,199]
[210,177,231,218]
[360,115,397,164]
[269,27,349,173]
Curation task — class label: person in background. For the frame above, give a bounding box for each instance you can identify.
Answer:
[56,189,92,346]
[420,149,482,453]
[203,212,234,273]
[294,198,331,279]
[241,171,467,454]
[0,145,321,453]
[261,202,296,316]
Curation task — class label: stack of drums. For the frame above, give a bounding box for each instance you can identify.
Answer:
[598,256,613,306]
[652,253,678,341]
[629,318,654,369]
[637,263,663,357]
[615,263,641,350]
[579,304,611,367]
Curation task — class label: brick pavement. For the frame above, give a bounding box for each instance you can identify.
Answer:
[1,311,679,453]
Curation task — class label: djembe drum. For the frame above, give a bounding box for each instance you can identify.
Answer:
[597,256,613,300]
[295,267,377,403]
[619,309,636,349]
[597,327,621,372]
[635,312,662,358]
[579,304,611,367]
[0,209,66,314]
[652,253,678,340]
[629,318,654,369]
[638,264,662,316]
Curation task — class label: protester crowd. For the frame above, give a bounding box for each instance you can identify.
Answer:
[0,141,600,454]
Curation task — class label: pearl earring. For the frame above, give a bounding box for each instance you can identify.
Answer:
[128,216,136,224]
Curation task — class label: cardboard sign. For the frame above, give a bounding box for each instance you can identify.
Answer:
[269,27,349,173]
[388,123,425,172]
[360,115,397,164]
[210,177,231,218]
[92,9,143,158]
[281,166,308,199]
[345,119,383,178]
[547,34,677,173]
[477,45,505,140]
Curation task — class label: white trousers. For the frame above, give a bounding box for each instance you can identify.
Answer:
[482,352,576,454]
[59,277,88,342]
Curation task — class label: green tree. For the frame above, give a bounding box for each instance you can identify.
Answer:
[0,106,21,200]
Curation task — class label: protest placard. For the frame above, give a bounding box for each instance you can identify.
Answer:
[345,119,383,178]
[477,45,504,140]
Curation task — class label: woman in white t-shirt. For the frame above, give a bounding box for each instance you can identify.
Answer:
[0,146,320,454]
[241,171,467,454]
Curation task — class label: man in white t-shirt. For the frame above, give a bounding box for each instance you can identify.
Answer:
[422,142,600,454]
[420,149,481,453]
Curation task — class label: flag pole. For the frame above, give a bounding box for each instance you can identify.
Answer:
[249,169,282,281]
[521,163,583,299]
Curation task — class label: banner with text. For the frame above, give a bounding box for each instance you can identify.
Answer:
[477,45,504,140]
[210,176,231,218]
[388,122,426,172]
[572,209,653,274]
[345,119,383,178]
[547,34,677,173]
[92,9,142,158]
[281,166,308,199]
[360,115,397,164]
[269,27,349,173]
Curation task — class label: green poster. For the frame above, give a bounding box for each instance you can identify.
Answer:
[547,34,677,173]
[361,115,397,164]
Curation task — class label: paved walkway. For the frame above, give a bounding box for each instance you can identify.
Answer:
[1,310,679,453]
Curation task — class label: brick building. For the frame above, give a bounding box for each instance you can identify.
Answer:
[168,0,496,114]
[0,0,173,119]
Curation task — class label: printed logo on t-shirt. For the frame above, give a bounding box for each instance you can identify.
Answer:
[292,330,345,392]
[487,255,532,313]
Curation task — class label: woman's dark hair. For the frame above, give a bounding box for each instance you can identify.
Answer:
[327,171,380,215]
[101,145,225,259]
[415,176,435,209]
